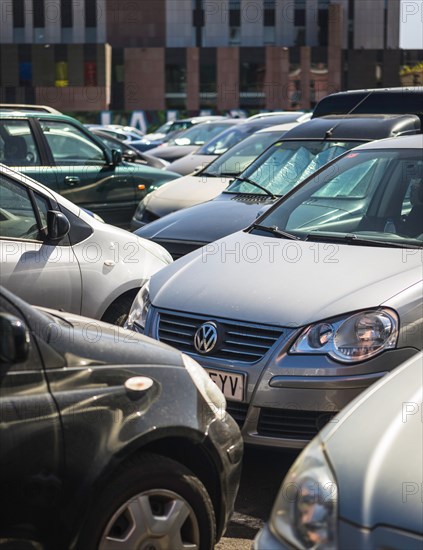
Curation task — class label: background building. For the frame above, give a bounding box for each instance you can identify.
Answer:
[0,0,421,121]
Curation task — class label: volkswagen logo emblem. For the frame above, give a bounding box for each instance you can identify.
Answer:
[194,322,218,354]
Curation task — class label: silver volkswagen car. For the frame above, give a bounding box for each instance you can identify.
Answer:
[127,135,423,448]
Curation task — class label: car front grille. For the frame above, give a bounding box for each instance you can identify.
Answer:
[226,401,249,428]
[257,408,336,440]
[156,310,285,363]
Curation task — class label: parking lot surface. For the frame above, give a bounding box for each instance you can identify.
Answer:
[216,447,299,549]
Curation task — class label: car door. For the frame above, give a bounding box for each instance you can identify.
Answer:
[38,119,136,225]
[0,173,82,313]
[0,292,63,540]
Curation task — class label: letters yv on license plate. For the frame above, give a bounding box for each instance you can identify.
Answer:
[206,368,244,401]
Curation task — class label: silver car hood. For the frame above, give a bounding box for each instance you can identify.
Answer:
[167,153,218,175]
[150,231,422,326]
[320,353,423,533]
[147,174,232,217]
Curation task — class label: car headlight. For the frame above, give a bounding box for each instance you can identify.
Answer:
[182,354,226,418]
[125,281,151,332]
[290,308,398,363]
[269,438,337,549]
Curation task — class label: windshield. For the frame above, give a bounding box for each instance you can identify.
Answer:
[167,123,233,146]
[202,132,281,177]
[226,140,362,196]
[196,126,247,155]
[252,149,423,247]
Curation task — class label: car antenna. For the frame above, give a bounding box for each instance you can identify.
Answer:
[323,89,376,140]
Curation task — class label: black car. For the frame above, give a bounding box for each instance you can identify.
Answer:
[0,287,242,549]
[90,128,170,170]
[135,113,421,259]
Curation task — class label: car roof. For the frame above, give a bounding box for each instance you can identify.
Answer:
[0,104,61,114]
[313,87,423,117]
[352,133,423,150]
[0,110,85,124]
[256,121,303,133]
[280,114,421,141]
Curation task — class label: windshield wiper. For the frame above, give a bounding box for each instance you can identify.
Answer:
[235,177,277,199]
[219,171,240,177]
[304,233,422,248]
[250,223,300,240]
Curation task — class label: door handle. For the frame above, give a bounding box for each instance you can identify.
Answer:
[64,176,80,186]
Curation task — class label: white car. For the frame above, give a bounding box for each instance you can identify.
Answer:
[0,164,172,325]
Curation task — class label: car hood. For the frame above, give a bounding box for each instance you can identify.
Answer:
[320,353,423,533]
[137,194,273,243]
[150,231,422,326]
[166,154,218,175]
[145,175,233,217]
[147,145,199,160]
[40,309,185,368]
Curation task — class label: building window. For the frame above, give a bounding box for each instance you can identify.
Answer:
[294,0,306,26]
[264,0,275,26]
[85,0,97,27]
[165,49,186,109]
[33,0,45,28]
[192,0,204,47]
[61,0,73,28]
[55,45,68,87]
[240,49,266,108]
[84,44,97,86]
[200,48,216,109]
[13,0,25,28]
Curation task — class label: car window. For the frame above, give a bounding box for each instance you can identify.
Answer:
[0,120,41,166]
[40,120,105,164]
[227,140,361,196]
[203,132,279,176]
[258,149,423,245]
[0,175,47,241]
[168,123,232,146]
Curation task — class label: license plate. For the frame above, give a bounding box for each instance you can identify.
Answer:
[206,368,245,402]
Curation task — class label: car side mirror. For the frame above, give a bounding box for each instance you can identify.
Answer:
[0,313,30,364]
[47,210,70,241]
[122,149,137,163]
[112,149,123,165]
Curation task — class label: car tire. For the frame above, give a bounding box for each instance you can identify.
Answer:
[77,452,216,550]
[101,294,135,326]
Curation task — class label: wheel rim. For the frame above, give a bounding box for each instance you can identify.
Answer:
[99,489,200,550]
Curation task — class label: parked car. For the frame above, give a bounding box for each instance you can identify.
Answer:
[312,86,423,118]
[254,352,423,550]
[85,124,145,142]
[0,111,179,226]
[135,116,228,152]
[166,113,311,175]
[0,164,174,325]
[131,121,301,229]
[0,286,242,549]
[90,128,170,169]
[146,119,243,162]
[127,134,423,449]
[135,114,421,258]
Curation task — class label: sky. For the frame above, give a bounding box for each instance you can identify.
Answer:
[399,0,423,49]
